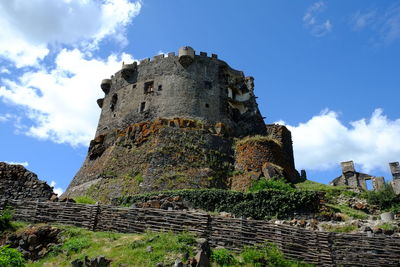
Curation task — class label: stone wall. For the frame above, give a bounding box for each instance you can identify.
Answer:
[1,199,399,266]
[0,162,55,201]
[390,162,400,194]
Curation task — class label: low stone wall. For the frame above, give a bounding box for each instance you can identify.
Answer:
[1,199,399,266]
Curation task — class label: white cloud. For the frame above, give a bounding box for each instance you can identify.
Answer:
[380,4,400,44]
[50,181,64,196]
[5,161,29,167]
[351,4,400,44]
[0,0,141,67]
[351,10,376,31]
[1,68,10,74]
[281,109,400,173]
[0,114,10,122]
[0,49,135,146]
[303,1,332,37]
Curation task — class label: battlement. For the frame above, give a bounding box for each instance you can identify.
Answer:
[135,47,220,66]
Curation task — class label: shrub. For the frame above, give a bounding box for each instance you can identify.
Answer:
[0,246,26,267]
[240,246,265,266]
[362,184,400,211]
[116,189,320,219]
[211,248,236,266]
[0,209,13,232]
[74,196,97,205]
[249,177,295,192]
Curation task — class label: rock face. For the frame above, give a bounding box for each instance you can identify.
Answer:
[5,225,61,261]
[0,162,56,201]
[64,46,302,200]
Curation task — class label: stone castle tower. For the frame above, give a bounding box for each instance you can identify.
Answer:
[64,47,301,201]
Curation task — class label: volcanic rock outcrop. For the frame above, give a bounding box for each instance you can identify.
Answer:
[64,46,302,201]
[0,162,56,201]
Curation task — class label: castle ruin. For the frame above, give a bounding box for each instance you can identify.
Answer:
[64,46,301,200]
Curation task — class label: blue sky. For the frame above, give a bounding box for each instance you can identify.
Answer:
[1,0,400,194]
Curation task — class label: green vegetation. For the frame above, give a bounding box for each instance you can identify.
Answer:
[210,243,313,267]
[239,244,313,267]
[249,177,295,192]
[0,208,13,232]
[62,237,91,255]
[28,225,197,267]
[16,222,311,266]
[211,248,237,266]
[134,173,144,184]
[117,188,320,219]
[235,135,282,147]
[321,224,358,233]
[361,183,400,212]
[325,204,368,220]
[295,180,356,200]
[0,246,26,267]
[377,222,397,231]
[74,196,97,205]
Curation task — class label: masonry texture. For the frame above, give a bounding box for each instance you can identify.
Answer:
[2,199,399,266]
[65,47,300,200]
[331,161,385,191]
[0,162,55,201]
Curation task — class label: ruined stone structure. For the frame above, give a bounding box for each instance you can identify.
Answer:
[0,162,56,201]
[330,161,385,191]
[64,46,300,200]
[390,162,400,194]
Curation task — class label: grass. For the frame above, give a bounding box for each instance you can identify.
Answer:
[209,243,314,267]
[27,225,197,267]
[377,222,397,231]
[325,204,368,220]
[7,222,314,267]
[321,224,358,233]
[295,180,357,200]
[74,196,97,204]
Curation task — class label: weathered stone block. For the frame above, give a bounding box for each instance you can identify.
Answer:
[341,161,355,174]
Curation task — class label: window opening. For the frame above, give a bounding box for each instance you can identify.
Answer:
[365,179,373,191]
[204,81,212,90]
[158,84,162,91]
[139,102,146,113]
[144,81,154,94]
[205,103,209,108]
[110,93,118,111]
